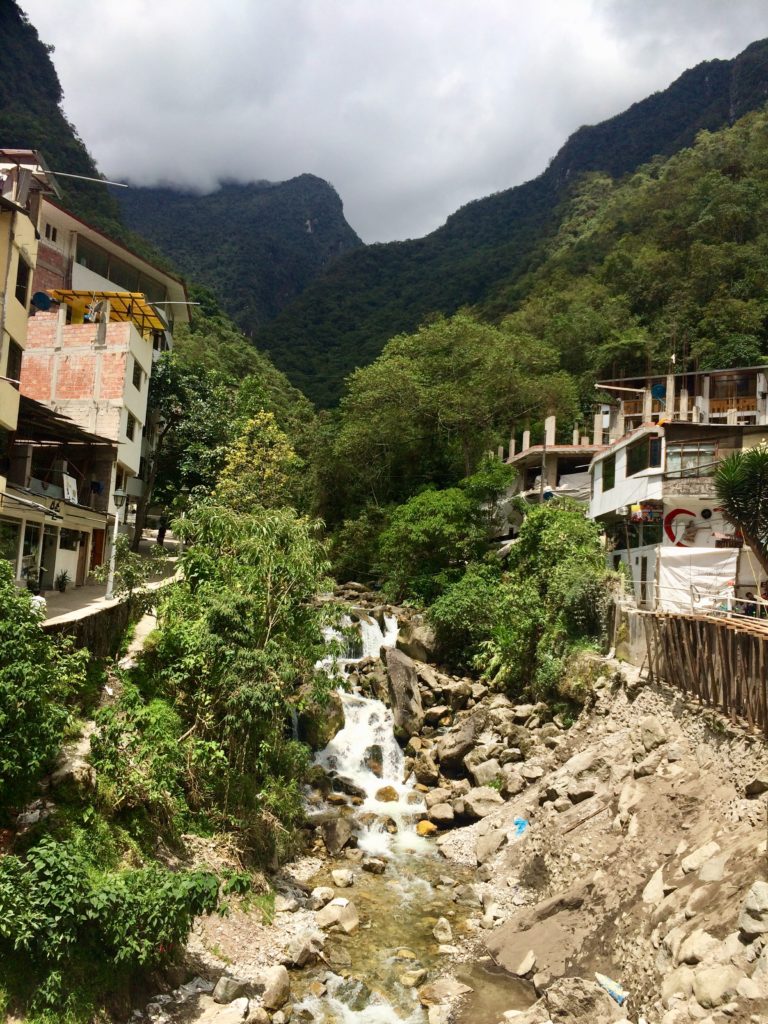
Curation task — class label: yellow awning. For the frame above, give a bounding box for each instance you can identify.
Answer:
[49,289,165,337]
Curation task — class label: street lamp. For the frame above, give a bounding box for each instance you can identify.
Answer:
[105,487,126,600]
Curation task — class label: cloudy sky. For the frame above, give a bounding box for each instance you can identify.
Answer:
[21,0,768,243]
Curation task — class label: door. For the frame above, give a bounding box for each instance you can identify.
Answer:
[40,527,58,591]
[640,556,649,609]
[90,528,105,570]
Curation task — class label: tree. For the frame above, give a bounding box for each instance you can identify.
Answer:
[214,412,303,512]
[714,444,768,575]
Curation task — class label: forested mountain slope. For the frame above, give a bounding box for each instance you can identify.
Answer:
[256,38,768,406]
[116,176,362,332]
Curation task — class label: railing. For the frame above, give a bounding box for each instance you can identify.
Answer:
[709,397,757,413]
[622,399,665,416]
[641,611,768,735]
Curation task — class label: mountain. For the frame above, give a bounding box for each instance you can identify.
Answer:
[116,176,362,332]
[255,38,768,407]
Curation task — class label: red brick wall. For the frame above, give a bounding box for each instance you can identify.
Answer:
[32,242,70,294]
[99,352,127,399]
[25,312,58,349]
[20,317,130,403]
[57,354,96,398]
[19,352,54,402]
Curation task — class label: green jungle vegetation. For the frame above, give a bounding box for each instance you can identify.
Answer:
[117,177,362,332]
[256,38,768,405]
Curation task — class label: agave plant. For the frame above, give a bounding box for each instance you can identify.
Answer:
[714,443,768,576]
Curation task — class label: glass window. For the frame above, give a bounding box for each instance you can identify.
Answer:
[0,518,20,565]
[602,454,615,492]
[132,358,143,391]
[126,413,136,441]
[627,436,663,477]
[59,529,81,551]
[21,522,41,580]
[76,236,110,278]
[666,442,717,477]
[14,257,30,306]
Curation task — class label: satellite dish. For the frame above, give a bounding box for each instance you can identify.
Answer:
[651,383,666,401]
[31,291,52,311]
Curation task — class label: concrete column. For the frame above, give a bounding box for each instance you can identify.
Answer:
[691,405,700,424]
[679,388,689,420]
[544,415,556,446]
[522,429,530,452]
[757,372,768,424]
[700,376,710,424]
[608,406,619,442]
[508,436,516,459]
[581,436,591,447]
[593,412,603,446]
[642,388,652,422]
[665,373,675,418]
[497,445,504,461]
[572,426,580,445]
[615,409,625,440]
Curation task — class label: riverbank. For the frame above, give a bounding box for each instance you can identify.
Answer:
[130,595,768,1024]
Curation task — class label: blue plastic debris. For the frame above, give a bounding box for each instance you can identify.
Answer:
[512,817,529,837]
[595,972,629,1006]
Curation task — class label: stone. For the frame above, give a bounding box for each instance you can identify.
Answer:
[332,868,354,888]
[639,715,667,751]
[443,679,473,710]
[335,976,371,1011]
[273,894,299,913]
[424,705,451,725]
[500,766,526,798]
[417,820,438,837]
[286,932,324,967]
[633,750,663,778]
[321,818,354,856]
[213,976,248,1003]
[418,977,473,1006]
[414,751,440,787]
[396,619,437,662]
[463,786,504,819]
[698,853,729,883]
[691,965,743,1008]
[566,777,597,803]
[521,764,544,782]
[375,785,399,802]
[309,886,335,908]
[642,867,666,906]
[248,1010,270,1024]
[513,704,535,721]
[738,881,768,938]
[476,828,508,865]
[362,857,386,874]
[745,774,768,797]
[435,708,487,768]
[426,787,452,808]
[316,897,360,934]
[400,968,428,987]
[433,917,453,943]
[661,966,695,1008]
[681,841,721,875]
[428,803,455,827]
[261,965,290,1011]
[472,759,502,787]
[678,930,720,966]
[544,977,624,1022]
[509,950,536,976]
[385,647,424,737]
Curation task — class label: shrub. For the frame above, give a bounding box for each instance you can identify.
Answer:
[427,561,502,669]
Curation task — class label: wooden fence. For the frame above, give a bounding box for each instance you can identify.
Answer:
[641,611,768,735]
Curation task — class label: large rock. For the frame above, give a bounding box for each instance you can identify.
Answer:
[286,932,325,967]
[414,751,440,787]
[463,786,504,820]
[738,880,768,938]
[396,618,437,662]
[260,965,290,1011]
[692,965,743,1008]
[321,817,354,856]
[429,803,455,827]
[544,977,625,1022]
[681,840,720,875]
[316,897,360,933]
[500,765,525,798]
[678,929,719,965]
[213,976,247,1003]
[471,759,502,787]
[639,715,666,752]
[661,965,694,1008]
[476,828,508,865]
[298,689,344,750]
[435,708,487,769]
[385,647,424,738]
[418,977,473,1006]
[432,917,453,943]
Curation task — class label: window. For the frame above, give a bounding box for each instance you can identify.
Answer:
[132,358,143,391]
[126,413,136,441]
[7,341,22,387]
[59,529,81,551]
[666,442,717,478]
[0,518,20,565]
[14,257,30,307]
[44,223,58,243]
[602,454,616,492]
[627,435,662,477]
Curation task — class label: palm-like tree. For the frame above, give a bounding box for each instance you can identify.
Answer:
[714,443,768,576]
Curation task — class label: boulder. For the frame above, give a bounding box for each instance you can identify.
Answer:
[678,929,720,965]
[500,765,526,798]
[476,828,508,865]
[433,917,453,943]
[418,977,473,1006]
[471,759,502,787]
[681,841,720,875]
[738,880,768,938]
[213,976,248,1003]
[521,764,544,782]
[273,894,299,913]
[544,977,625,1022]
[443,679,473,710]
[426,787,452,809]
[261,966,290,1011]
[286,932,325,967]
[396,619,437,662]
[321,818,354,856]
[332,868,354,888]
[308,886,335,909]
[316,897,360,934]
[745,774,768,797]
[435,708,487,768]
[417,820,438,837]
[400,968,428,987]
[691,965,743,1008]
[463,786,504,819]
[414,751,440,787]
[661,965,694,1008]
[375,785,399,802]
[362,857,386,874]
[385,647,424,738]
[424,705,452,726]
[298,689,345,750]
[508,949,536,976]
[639,715,666,752]
[429,802,455,827]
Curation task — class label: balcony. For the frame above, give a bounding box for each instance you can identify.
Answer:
[709,396,757,414]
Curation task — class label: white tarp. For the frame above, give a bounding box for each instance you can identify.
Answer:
[657,546,738,613]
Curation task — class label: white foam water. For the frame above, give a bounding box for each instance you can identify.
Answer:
[295,973,424,1024]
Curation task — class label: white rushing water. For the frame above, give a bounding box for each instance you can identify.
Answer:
[295,974,424,1024]
[316,612,399,674]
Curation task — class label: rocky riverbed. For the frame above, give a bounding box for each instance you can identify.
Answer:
[139,590,768,1024]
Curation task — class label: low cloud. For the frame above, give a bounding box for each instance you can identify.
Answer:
[22,0,768,242]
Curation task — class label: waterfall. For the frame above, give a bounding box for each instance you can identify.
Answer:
[316,611,399,673]
[314,691,428,857]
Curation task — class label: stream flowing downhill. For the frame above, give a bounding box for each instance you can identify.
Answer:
[295,612,530,1024]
